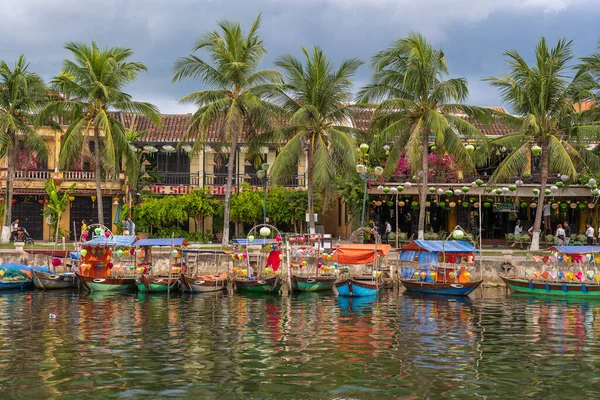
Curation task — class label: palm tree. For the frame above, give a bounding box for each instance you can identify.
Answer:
[359,32,488,240]
[173,14,281,246]
[267,46,362,233]
[0,55,50,242]
[42,42,161,226]
[484,38,599,250]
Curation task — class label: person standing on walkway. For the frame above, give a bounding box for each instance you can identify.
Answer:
[126,217,136,236]
[555,224,565,245]
[586,224,594,245]
[383,220,392,244]
[543,203,552,234]
[511,221,522,248]
[563,222,571,245]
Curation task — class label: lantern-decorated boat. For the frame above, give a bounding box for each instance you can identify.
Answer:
[134,238,188,293]
[27,249,77,290]
[289,234,336,292]
[0,263,36,291]
[398,239,482,296]
[180,249,229,293]
[334,227,389,297]
[75,225,139,292]
[499,246,600,297]
[232,224,283,294]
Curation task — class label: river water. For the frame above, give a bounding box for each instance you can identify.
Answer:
[1,288,599,399]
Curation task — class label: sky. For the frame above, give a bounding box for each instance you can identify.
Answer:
[2,0,600,113]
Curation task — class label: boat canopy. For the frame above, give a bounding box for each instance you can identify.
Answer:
[400,240,478,253]
[182,249,232,255]
[134,238,188,247]
[84,235,138,247]
[233,238,274,246]
[545,246,600,255]
[332,244,391,265]
[399,240,477,263]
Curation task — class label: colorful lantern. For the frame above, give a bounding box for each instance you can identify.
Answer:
[465,144,475,153]
[475,179,483,186]
[107,262,114,269]
[531,145,541,156]
[80,249,87,257]
[248,235,255,243]
[51,258,62,267]
[453,230,465,240]
[81,232,88,239]
[94,227,102,236]
[104,231,110,238]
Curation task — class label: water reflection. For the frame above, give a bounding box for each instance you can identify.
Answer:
[0,289,600,398]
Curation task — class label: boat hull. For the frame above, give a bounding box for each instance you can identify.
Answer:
[180,274,227,293]
[76,273,137,292]
[335,278,381,297]
[0,279,33,291]
[31,270,77,290]
[499,275,600,297]
[400,279,482,296]
[234,276,281,294]
[291,275,336,292]
[136,274,180,293]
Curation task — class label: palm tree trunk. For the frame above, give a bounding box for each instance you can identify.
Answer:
[417,135,428,240]
[2,135,17,243]
[221,131,239,247]
[306,146,315,234]
[94,126,104,226]
[530,141,548,250]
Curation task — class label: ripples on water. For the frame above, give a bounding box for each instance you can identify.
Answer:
[1,288,600,399]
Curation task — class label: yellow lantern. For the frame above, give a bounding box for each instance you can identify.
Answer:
[91,195,97,202]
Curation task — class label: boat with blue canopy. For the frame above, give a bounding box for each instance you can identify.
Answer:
[27,249,78,290]
[134,238,188,293]
[499,245,600,297]
[399,239,482,296]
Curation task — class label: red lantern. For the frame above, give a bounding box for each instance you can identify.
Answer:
[143,266,149,274]
[11,199,16,204]
[129,248,135,255]
[104,231,110,238]
[81,232,88,239]
[107,262,114,269]
[317,262,323,268]
[38,199,45,205]
[289,237,296,244]
[51,258,62,267]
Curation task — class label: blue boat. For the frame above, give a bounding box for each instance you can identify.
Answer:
[398,240,482,297]
[0,263,38,291]
[335,277,381,297]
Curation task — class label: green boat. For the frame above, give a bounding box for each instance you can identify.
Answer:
[291,275,336,292]
[234,275,282,294]
[136,274,179,293]
[499,275,600,297]
[76,273,137,292]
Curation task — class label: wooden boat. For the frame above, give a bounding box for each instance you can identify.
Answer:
[398,240,481,297]
[400,278,482,296]
[234,276,282,294]
[0,264,35,291]
[31,270,77,290]
[335,277,381,297]
[499,275,600,297]
[331,234,391,298]
[133,238,189,293]
[76,273,137,292]
[76,231,139,292]
[180,274,227,293]
[137,274,180,293]
[291,275,336,292]
[499,246,600,298]
[25,249,77,290]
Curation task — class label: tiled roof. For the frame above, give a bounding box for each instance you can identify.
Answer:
[348,107,514,137]
[115,105,514,144]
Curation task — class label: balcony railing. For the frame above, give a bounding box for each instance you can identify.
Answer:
[150,172,307,188]
[63,171,95,180]
[15,170,52,180]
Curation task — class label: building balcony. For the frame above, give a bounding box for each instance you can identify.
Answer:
[145,172,307,193]
[0,169,125,192]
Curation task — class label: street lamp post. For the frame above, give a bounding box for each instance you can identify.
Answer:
[256,162,270,225]
[356,144,384,243]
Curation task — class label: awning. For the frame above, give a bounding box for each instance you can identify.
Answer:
[400,240,478,254]
[233,239,274,246]
[182,249,233,255]
[85,235,138,247]
[545,246,600,255]
[332,244,392,265]
[134,238,188,247]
